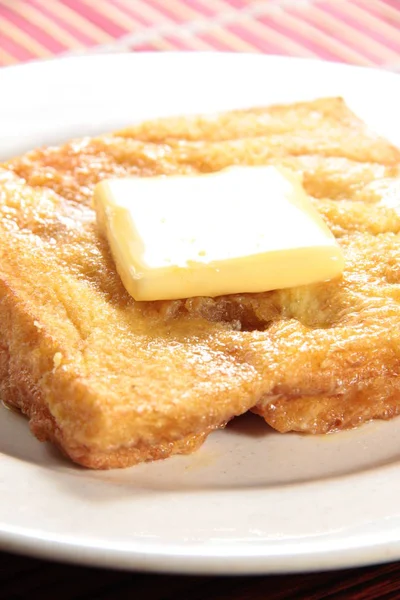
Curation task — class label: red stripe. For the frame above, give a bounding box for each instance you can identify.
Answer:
[118,0,173,26]
[256,15,343,62]
[111,0,160,27]
[314,3,398,63]
[227,22,290,55]
[0,0,395,67]
[217,0,249,7]
[131,43,160,52]
[325,1,400,55]
[182,0,217,18]
[0,5,66,53]
[197,31,236,51]
[286,6,378,64]
[163,34,198,50]
[143,0,191,24]
[59,0,129,36]
[112,0,150,26]
[381,0,400,10]
[0,30,37,62]
[29,0,97,45]
[353,0,400,33]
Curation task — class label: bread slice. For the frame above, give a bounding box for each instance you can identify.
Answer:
[1,97,400,468]
[0,166,259,468]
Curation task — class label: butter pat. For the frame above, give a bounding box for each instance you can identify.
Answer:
[94,166,344,301]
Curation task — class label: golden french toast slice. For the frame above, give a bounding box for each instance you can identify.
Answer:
[0,167,259,468]
[1,97,400,469]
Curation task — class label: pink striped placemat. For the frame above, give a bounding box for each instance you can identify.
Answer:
[0,0,399,69]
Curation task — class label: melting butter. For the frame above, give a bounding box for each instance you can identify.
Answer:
[94,166,344,301]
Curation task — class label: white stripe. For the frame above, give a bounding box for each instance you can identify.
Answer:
[170,30,218,51]
[149,0,206,21]
[238,13,318,58]
[1,0,86,50]
[64,1,312,55]
[366,0,400,24]
[309,3,399,62]
[79,0,143,30]
[339,0,400,41]
[0,14,52,56]
[116,0,176,26]
[254,5,373,65]
[34,0,113,43]
[0,47,18,65]
[203,23,260,52]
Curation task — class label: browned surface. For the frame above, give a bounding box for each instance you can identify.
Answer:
[1,551,400,599]
[1,97,400,468]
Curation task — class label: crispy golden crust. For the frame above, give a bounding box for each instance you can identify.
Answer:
[1,97,400,468]
[0,169,258,468]
[0,321,207,469]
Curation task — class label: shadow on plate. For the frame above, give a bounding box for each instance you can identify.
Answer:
[2,403,400,502]
[225,412,274,437]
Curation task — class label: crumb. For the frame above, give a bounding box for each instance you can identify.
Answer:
[53,352,62,368]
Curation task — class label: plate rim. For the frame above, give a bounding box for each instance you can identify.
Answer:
[1,51,400,575]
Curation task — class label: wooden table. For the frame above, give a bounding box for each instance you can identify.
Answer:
[2,551,400,599]
[1,1,400,597]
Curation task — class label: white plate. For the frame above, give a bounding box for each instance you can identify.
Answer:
[1,53,400,575]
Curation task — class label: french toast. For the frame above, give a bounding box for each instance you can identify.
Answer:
[1,97,400,469]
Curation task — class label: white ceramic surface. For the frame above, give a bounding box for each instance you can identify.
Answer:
[1,53,400,575]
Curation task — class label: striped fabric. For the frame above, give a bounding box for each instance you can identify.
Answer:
[0,0,399,69]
